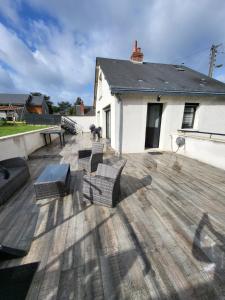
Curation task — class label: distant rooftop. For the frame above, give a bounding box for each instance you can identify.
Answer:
[96,57,225,96]
[0,93,46,106]
[0,94,30,105]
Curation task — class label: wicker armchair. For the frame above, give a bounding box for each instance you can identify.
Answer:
[0,157,30,205]
[83,159,127,207]
[78,142,104,173]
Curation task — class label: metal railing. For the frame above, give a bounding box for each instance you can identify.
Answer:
[178,129,225,138]
[61,116,84,135]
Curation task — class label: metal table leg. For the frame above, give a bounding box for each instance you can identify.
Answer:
[44,134,47,146]
[59,133,62,147]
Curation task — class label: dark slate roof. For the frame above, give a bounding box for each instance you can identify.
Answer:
[0,94,30,105]
[30,95,45,106]
[0,93,45,106]
[96,57,225,96]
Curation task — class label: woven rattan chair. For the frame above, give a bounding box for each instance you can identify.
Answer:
[0,157,30,205]
[83,159,126,207]
[78,142,104,173]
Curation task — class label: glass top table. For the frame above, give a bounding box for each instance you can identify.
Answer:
[34,164,70,199]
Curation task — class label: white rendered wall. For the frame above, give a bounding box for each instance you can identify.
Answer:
[121,94,191,153]
[95,67,119,151]
[121,94,225,169]
[67,116,96,132]
[197,102,225,133]
[115,94,225,153]
[96,68,225,162]
[121,96,147,153]
[0,127,57,160]
[172,132,225,170]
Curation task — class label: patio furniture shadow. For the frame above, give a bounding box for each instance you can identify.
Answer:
[192,213,225,294]
[56,248,144,299]
[34,208,152,299]
[120,174,152,201]
[34,170,88,241]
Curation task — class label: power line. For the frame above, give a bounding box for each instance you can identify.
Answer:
[171,46,210,64]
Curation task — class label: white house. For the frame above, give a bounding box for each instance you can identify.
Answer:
[94,42,225,169]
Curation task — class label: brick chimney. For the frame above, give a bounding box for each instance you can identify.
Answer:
[130,40,144,62]
[80,100,84,115]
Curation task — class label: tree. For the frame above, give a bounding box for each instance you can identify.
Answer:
[75,97,83,105]
[57,101,72,114]
[69,107,76,115]
[52,105,60,114]
[45,99,54,114]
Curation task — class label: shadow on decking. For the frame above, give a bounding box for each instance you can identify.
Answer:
[32,203,225,299]
[120,174,152,201]
[29,203,141,298]
[192,213,225,294]
[32,205,152,299]
[34,170,86,241]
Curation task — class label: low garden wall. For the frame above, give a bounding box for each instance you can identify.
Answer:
[67,116,96,132]
[0,127,57,161]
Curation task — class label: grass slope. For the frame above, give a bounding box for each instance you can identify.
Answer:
[0,124,49,137]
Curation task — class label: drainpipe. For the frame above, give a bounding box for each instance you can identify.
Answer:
[115,93,123,158]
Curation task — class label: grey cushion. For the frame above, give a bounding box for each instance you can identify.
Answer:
[0,158,30,205]
[83,159,127,207]
[0,167,26,188]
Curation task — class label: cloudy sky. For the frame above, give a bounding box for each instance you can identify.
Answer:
[0,0,225,105]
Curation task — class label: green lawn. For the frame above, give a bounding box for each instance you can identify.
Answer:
[0,124,49,137]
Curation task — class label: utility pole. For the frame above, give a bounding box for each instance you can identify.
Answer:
[208,43,222,77]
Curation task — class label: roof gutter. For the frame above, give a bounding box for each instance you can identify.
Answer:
[111,87,225,96]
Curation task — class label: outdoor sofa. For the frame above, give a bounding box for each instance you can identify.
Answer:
[0,157,30,205]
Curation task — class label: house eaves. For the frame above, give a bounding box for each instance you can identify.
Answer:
[110,87,225,97]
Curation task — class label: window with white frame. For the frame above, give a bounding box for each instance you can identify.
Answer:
[182,103,199,129]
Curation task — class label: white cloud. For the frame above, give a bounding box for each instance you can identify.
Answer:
[216,74,225,83]
[0,0,225,104]
[0,21,98,103]
[0,65,16,91]
[0,0,21,24]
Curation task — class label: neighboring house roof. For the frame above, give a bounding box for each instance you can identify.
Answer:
[0,93,46,106]
[0,105,23,111]
[30,95,45,106]
[0,94,30,105]
[96,57,225,96]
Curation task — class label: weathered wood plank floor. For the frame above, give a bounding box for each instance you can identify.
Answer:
[1,134,225,299]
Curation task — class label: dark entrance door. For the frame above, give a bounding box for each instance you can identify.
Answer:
[145,103,163,148]
[105,107,111,139]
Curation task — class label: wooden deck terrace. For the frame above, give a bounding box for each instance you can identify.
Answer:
[1,133,225,299]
